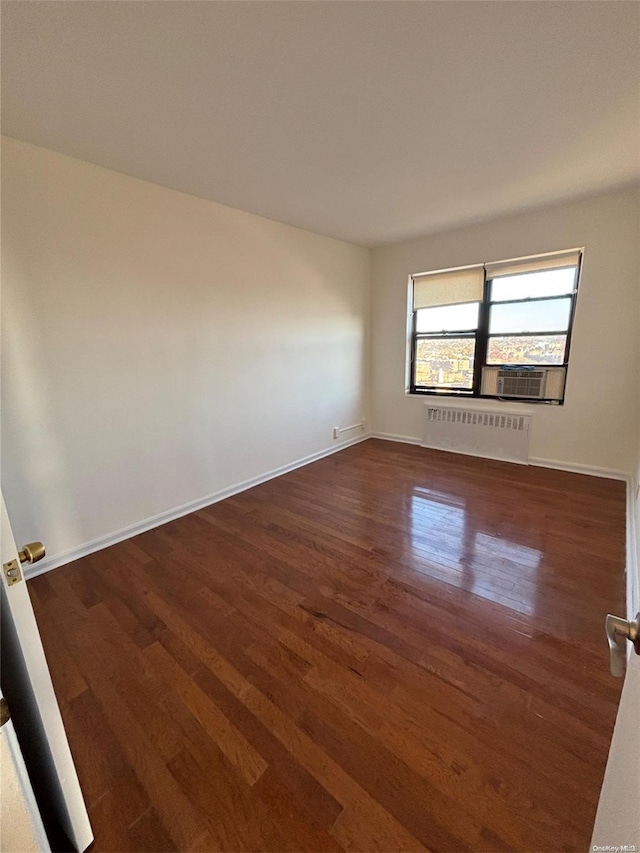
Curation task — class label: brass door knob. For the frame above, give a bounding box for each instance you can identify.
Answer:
[605,612,640,677]
[18,542,46,564]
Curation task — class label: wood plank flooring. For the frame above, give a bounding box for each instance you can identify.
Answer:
[28,439,626,852]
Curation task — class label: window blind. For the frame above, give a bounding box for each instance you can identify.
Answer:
[412,265,484,311]
[485,249,581,281]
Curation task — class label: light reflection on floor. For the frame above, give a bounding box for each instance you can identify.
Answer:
[409,486,542,615]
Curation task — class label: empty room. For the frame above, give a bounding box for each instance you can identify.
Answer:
[1,1,639,852]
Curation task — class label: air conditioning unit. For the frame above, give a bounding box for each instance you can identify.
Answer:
[498,368,546,398]
[481,366,566,401]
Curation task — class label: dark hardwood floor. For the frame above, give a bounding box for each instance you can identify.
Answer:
[28,439,626,852]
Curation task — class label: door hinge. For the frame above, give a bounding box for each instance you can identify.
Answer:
[3,558,23,586]
[0,697,10,728]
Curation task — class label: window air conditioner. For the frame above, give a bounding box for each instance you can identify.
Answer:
[481,366,566,400]
[496,368,547,399]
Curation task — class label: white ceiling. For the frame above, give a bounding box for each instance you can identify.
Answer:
[2,1,639,247]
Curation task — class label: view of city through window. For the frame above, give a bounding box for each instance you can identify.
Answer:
[415,338,475,388]
[415,334,567,388]
[487,334,566,366]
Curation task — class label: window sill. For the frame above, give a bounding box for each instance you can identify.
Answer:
[405,390,562,406]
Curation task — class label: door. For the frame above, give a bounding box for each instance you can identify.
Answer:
[591,628,640,847]
[1,494,93,852]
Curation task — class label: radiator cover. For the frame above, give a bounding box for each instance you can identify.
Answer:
[422,404,532,464]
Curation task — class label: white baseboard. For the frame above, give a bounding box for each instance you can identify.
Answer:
[373,433,629,481]
[372,432,422,446]
[25,433,371,580]
[528,456,629,482]
[374,432,530,464]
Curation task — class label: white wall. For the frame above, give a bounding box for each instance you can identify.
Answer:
[592,239,639,850]
[371,187,640,476]
[1,138,370,562]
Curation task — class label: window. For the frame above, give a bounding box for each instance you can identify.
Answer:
[409,250,581,403]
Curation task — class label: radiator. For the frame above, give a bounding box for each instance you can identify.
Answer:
[422,404,532,464]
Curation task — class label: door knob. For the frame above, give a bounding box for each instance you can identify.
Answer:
[18,542,46,564]
[605,612,640,677]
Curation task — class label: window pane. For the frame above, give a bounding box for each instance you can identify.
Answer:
[415,337,475,388]
[491,267,576,301]
[489,298,571,334]
[487,335,566,365]
[416,302,479,333]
